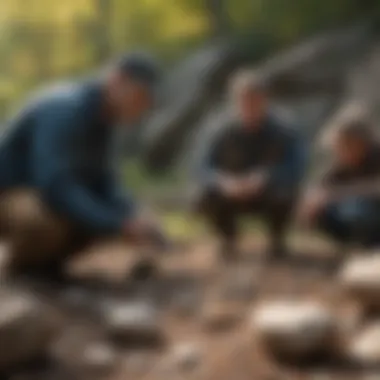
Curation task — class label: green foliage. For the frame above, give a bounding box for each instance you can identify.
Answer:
[0,0,377,120]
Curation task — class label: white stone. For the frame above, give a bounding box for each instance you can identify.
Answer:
[251,300,338,360]
[103,301,164,346]
[349,322,380,365]
[340,254,380,309]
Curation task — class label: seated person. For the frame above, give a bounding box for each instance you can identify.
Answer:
[195,70,306,261]
[0,53,166,281]
[299,119,380,249]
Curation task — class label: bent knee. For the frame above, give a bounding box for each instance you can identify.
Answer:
[0,190,71,253]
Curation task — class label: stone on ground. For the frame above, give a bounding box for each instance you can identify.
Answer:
[51,325,118,377]
[169,342,203,373]
[349,322,380,365]
[102,300,165,347]
[251,300,339,361]
[0,289,60,371]
[340,254,380,311]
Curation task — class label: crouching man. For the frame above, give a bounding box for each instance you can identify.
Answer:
[299,119,380,249]
[0,53,167,281]
[195,71,306,261]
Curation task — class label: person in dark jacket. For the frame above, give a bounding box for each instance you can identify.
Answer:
[0,52,166,279]
[195,70,306,261]
[299,118,380,249]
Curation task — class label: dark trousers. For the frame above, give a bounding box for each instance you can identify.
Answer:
[0,189,110,273]
[317,201,380,248]
[196,187,296,247]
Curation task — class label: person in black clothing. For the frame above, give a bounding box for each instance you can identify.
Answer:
[195,70,306,261]
[299,118,380,249]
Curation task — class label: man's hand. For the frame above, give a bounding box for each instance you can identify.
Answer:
[123,212,168,249]
[242,171,268,197]
[218,176,241,198]
[217,172,267,201]
[298,187,330,226]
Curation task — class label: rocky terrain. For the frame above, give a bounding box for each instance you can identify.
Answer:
[2,234,380,380]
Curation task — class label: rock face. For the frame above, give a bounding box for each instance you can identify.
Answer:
[0,289,60,372]
[102,300,165,348]
[141,39,263,173]
[251,300,339,361]
[349,322,380,365]
[339,254,380,311]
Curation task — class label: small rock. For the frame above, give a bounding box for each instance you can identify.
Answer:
[251,300,339,361]
[201,301,242,332]
[51,325,118,377]
[170,342,203,372]
[103,301,165,347]
[349,322,380,365]
[0,289,60,371]
[340,254,380,311]
[82,342,118,373]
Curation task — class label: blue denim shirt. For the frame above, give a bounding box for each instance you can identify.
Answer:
[0,80,135,233]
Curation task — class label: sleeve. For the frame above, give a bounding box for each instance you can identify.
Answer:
[31,102,128,234]
[101,166,138,218]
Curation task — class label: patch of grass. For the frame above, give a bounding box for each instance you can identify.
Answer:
[160,210,206,240]
[160,209,331,251]
[122,160,183,194]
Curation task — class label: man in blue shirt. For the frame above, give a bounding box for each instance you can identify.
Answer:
[0,53,165,280]
[196,70,306,261]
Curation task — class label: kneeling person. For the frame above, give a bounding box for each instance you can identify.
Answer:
[0,53,166,280]
[196,71,306,261]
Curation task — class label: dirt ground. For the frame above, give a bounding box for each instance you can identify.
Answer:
[61,233,376,380]
[9,233,380,380]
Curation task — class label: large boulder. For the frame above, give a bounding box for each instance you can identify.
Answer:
[251,300,340,361]
[339,254,380,311]
[141,22,377,175]
[141,38,267,173]
[0,288,61,372]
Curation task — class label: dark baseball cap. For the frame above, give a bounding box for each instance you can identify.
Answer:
[115,52,161,90]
